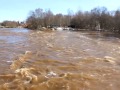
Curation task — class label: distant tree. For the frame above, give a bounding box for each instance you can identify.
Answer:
[67,9,74,26]
[89,7,101,30]
[52,14,63,26]
[26,15,38,29]
[44,9,54,27]
[26,8,54,29]
[114,10,120,32]
[1,20,19,28]
[70,10,87,29]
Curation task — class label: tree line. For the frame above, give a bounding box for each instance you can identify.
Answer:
[0,21,19,28]
[0,21,24,28]
[26,7,120,33]
[26,8,72,29]
[2,7,120,33]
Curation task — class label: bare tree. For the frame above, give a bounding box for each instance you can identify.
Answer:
[44,9,54,27]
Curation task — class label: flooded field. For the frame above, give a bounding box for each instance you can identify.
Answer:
[0,28,120,90]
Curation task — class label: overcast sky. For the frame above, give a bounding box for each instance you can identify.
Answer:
[0,0,120,22]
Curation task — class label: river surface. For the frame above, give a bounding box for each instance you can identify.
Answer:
[0,28,120,90]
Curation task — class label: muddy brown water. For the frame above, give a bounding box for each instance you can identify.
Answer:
[0,28,120,90]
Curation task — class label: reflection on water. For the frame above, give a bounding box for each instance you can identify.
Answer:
[11,28,29,33]
[0,28,29,33]
[80,31,120,43]
[0,36,26,44]
[0,29,120,90]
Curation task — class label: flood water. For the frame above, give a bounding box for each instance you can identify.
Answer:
[0,28,120,90]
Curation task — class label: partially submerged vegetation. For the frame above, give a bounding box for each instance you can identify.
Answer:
[25,7,120,33]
